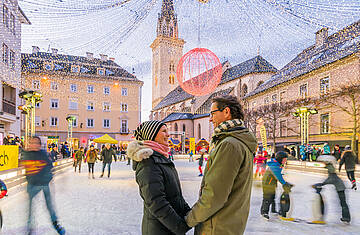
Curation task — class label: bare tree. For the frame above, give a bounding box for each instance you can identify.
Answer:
[316,82,360,161]
[255,101,295,151]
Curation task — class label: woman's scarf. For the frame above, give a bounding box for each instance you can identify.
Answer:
[144,141,169,158]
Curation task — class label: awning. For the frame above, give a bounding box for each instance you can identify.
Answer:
[93,134,118,144]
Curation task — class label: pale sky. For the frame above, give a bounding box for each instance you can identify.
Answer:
[19,0,360,121]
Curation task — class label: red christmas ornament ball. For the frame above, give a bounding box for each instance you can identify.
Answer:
[176,48,222,96]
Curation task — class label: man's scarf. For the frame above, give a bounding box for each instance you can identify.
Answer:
[211,119,244,143]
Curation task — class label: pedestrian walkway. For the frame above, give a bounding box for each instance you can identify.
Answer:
[1,160,360,234]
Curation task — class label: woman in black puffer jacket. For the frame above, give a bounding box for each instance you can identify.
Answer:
[127,121,191,235]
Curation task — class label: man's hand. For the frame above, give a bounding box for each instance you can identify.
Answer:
[283,182,293,193]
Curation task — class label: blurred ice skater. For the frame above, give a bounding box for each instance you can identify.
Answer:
[21,136,65,235]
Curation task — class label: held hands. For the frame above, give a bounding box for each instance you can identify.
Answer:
[283,182,294,193]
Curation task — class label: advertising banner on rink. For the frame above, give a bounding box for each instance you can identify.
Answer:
[0,145,19,171]
[189,138,195,154]
[256,118,267,150]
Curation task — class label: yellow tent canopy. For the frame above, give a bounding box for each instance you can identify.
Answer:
[93,134,118,144]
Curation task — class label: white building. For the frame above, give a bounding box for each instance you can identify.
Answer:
[0,0,30,141]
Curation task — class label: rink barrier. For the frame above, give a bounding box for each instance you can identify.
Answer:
[286,160,360,176]
[174,154,209,160]
[0,158,73,190]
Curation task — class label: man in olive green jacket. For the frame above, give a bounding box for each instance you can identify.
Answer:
[186,95,257,235]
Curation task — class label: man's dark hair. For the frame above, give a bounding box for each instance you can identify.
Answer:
[212,95,244,120]
[31,136,41,145]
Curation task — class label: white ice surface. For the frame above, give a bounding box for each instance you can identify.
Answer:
[1,160,359,235]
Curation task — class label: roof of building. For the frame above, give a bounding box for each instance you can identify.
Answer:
[21,52,139,81]
[153,56,276,111]
[161,112,209,123]
[247,20,360,98]
[219,55,278,85]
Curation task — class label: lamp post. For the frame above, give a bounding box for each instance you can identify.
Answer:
[292,107,318,146]
[18,90,42,148]
[66,115,76,157]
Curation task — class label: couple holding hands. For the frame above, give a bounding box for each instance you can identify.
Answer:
[127,95,258,235]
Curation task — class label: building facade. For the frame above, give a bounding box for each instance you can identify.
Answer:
[245,21,360,159]
[0,0,30,142]
[21,48,143,147]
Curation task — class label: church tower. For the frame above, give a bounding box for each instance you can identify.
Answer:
[150,0,185,109]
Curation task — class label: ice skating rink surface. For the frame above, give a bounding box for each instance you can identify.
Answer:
[1,160,359,235]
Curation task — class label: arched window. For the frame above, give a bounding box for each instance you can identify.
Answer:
[182,124,186,132]
[242,84,248,97]
[174,123,178,132]
[257,81,264,88]
[198,123,201,139]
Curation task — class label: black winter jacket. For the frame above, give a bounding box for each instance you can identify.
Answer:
[339,150,356,172]
[100,148,116,163]
[133,151,191,235]
[22,150,53,186]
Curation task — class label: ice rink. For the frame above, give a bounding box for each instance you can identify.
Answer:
[1,160,359,235]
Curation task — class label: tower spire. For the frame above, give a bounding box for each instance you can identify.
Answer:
[161,0,175,21]
[157,0,178,38]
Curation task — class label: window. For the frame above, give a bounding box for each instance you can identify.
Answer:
[10,13,14,34]
[280,91,286,102]
[121,88,128,96]
[198,124,201,139]
[121,120,128,133]
[320,113,330,134]
[103,119,110,128]
[87,118,94,128]
[35,102,41,108]
[300,84,308,98]
[320,77,329,96]
[182,124,186,132]
[87,101,94,111]
[44,63,52,71]
[97,68,105,76]
[264,97,270,105]
[3,5,8,28]
[50,117,58,127]
[72,117,78,127]
[121,103,128,112]
[271,94,278,103]
[35,116,40,127]
[51,82,58,91]
[70,84,77,92]
[32,80,40,90]
[252,101,256,108]
[71,65,80,73]
[2,43,8,65]
[280,120,287,137]
[104,86,110,95]
[50,99,59,109]
[242,84,248,97]
[87,85,94,93]
[69,99,78,110]
[9,50,15,69]
[103,102,110,112]
[169,75,175,84]
[174,123,178,132]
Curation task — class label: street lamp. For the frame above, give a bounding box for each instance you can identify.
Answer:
[293,107,318,145]
[18,90,42,148]
[66,115,76,157]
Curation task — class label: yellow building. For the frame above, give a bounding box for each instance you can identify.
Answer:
[21,47,143,147]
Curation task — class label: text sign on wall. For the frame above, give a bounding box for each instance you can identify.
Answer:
[0,145,19,171]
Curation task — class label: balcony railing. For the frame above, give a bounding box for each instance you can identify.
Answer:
[3,99,16,115]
